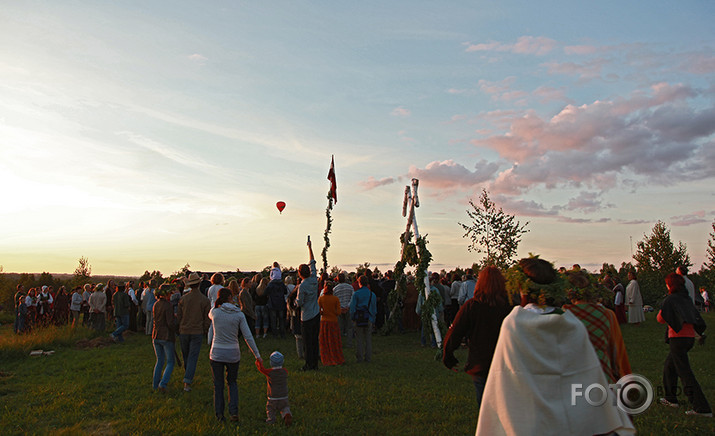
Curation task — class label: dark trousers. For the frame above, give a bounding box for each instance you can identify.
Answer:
[210,360,239,418]
[302,314,320,369]
[129,303,138,331]
[663,337,712,413]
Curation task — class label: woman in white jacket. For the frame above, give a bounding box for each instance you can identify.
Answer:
[208,287,262,422]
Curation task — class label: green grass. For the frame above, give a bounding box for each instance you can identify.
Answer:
[0,312,713,435]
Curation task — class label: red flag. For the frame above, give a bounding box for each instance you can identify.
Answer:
[327,155,337,203]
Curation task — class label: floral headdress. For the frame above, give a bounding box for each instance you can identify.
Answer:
[505,255,567,307]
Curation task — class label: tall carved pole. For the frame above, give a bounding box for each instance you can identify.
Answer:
[401,178,442,348]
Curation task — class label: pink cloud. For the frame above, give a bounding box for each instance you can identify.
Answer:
[391,107,411,117]
[406,159,501,193]
[670,211,710,227]
[359,176,396,190]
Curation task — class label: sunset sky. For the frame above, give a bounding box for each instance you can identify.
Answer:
[1,1,714,276]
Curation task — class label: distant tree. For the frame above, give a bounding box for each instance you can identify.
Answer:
[140,270,164,285]
[356,262,370,276]
[73,256,92,286]
[459,189,529,270]
[329,265,342,277]
[632,221,691,306]
[38,272,55,288]
[633,221,691,274]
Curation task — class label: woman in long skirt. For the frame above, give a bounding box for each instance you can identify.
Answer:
[318,282,344,366]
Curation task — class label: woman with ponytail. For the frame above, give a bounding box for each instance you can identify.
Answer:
[208,287,262,422]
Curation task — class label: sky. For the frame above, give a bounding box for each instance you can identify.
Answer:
[1,1,714,276]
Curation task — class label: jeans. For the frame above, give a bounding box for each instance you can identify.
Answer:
[112,314,130,342]
[302,314,320,369]
[153,339,175,389]
[663,337,712,413]
[420,321,437,348]
[180,334,203,384]
[145,310,153,335]
[354,322,372,362]
[472,375,487,405]
[255,305,270,332]
[270,308,286,338]
[210,360,239,418]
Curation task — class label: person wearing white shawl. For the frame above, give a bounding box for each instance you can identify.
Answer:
[476,257,636,436]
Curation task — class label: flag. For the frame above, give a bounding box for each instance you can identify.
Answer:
[327,155,337,203]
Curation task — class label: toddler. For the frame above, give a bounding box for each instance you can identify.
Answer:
[256,351,292,426]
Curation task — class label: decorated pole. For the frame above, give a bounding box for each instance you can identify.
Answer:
[321,155,337,274]
[402,179,442,348]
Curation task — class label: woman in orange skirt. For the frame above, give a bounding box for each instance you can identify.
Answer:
[318,282,345,366]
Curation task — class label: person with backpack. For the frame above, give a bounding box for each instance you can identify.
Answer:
[349,275,377,363]
[266,267,288,339]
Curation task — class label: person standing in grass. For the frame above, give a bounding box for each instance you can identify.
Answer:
[318,281,345,366]
[152,284,177,394]
[15,295,27,334]
[333,272,354,347]
[442,266,512,405]
[237,278,256,334]
[349,275,377,363]
[81,284,92,327]
[209,287,262,422]
[111,283,131,343]
[177,272,211,393]
[69,286,83,327]
[88,283,106,332]
[657,273,712,417]
[297,239,320,371]
[625,270,645,325]
[144,281,157,336]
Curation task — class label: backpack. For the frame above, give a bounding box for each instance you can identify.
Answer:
[352,292,373,327]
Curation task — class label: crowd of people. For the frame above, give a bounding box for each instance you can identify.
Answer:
[9,248,712,428]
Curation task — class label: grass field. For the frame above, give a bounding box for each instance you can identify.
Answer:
[1,312,713,435]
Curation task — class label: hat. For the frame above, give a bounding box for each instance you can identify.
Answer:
[185,272,201,287]
[42,285,48,291]
[270,351,284,367]
[270,267,282,281]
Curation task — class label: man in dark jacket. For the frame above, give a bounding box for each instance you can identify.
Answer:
[111,283,131,343]
[177,272,211,392]
[266,270,288,338]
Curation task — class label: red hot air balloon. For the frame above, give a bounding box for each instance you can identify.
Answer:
[276,201,286,214]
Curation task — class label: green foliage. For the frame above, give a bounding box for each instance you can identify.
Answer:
[459,189,529,270]
[707,220,715,269]
[633,221,692,306]
[321,191,334,274]
[72,256,92,287]
[355,262,371,276]
[634,221,691,274]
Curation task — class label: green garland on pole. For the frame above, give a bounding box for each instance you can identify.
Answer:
[382,232,437,335]
[321,191,333,274]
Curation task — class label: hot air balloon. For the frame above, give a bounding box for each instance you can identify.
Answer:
[276,201,286,214]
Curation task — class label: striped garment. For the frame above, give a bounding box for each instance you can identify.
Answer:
[563,303,631,383]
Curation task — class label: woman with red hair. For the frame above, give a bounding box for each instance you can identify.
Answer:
[657,273,711,417]
[442,266,513,405]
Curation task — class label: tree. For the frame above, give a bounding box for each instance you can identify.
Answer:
[632,221,691,306]
[459,189,529,270]
[73,256,92,286]
[633,221,691,274]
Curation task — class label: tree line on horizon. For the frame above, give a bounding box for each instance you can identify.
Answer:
[1,191,714,315]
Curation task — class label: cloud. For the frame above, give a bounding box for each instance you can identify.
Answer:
[391,107,411,117]
[359,176,396,190]
[544,58,610,80]
[563,192,614,213]
[188,53,208,63]
[670,210,710,227]
[469,82,715,195]
[465,36,557,56]
[406,160,501,193]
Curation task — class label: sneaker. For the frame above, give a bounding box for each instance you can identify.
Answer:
[263,333,268,338]
[283,413,293,426]
[685,410,713,417]
[183,383,191,392]
[659,398,679,408]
